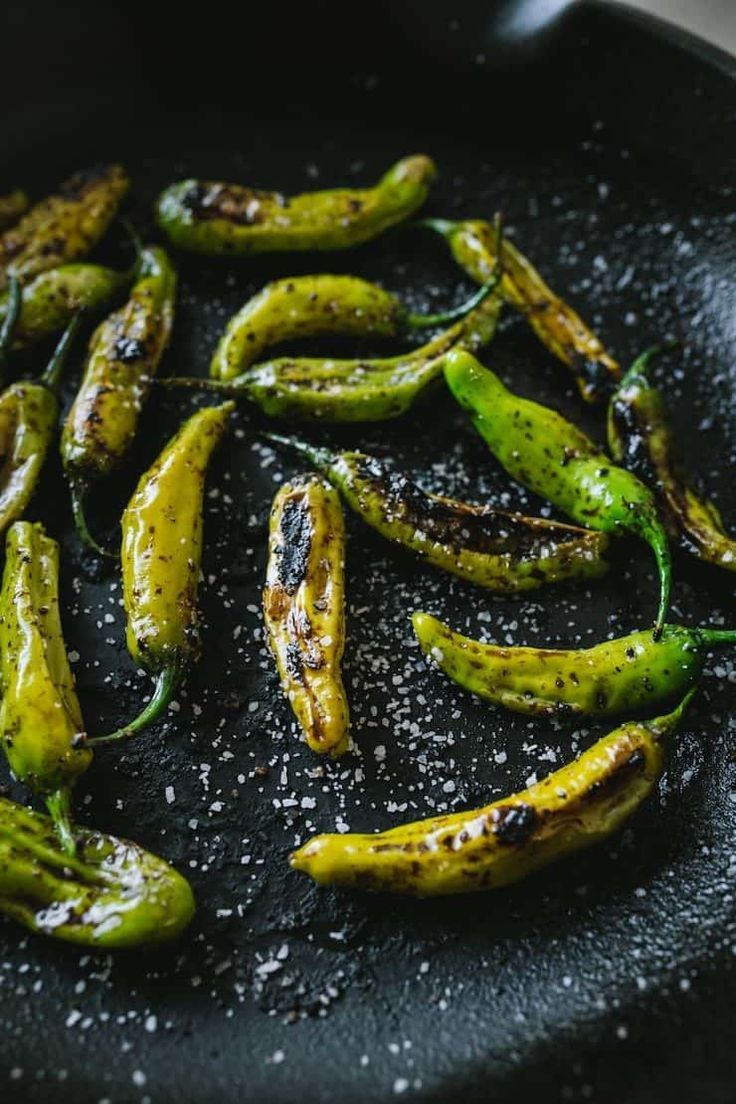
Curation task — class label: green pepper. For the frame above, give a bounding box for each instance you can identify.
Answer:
[266,434,609,591]
[292,693,693,896]
[0,797,195,947]
[92,402,234,745]
[61,246,177,554]
[157,155,435,255]
[443,349,672,635]
[0,190,28,231]
[0,165,129,289]
[210,272,497,381]
[0,523,92,854]
[421,217,621,402]
[608,346,736,572]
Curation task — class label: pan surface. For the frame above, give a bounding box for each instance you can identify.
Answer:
[1,2,735,1101]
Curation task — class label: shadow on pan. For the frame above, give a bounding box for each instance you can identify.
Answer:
[1,2,735,1103]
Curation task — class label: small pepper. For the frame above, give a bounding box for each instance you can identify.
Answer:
[0,797,195,947]
[61,246,177,554]
[266,434,609,591]
[264,474,349,756]
[412,612,736,717]
[443,349,672,635]
[0,190,29,231]
[0,523,92,854]
[92,402,234,745]
[291,693,693,896]
[0,165,129,289]
[608,346,736,571]
[157,155,435,255]
[421,217,621,402]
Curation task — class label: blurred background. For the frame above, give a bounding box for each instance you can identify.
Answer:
[615,0,736,52]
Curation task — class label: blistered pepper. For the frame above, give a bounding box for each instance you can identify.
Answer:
[157,155,435,255]
[264,474,349,756]
[0,190,28,231]
[291,694,692,896]
[93,403,234,744]
[266,434,609,591]
[443,349,672,635]
[0,797,194,947]
[0,523,92,854]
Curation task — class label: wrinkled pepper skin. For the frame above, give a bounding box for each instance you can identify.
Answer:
[424,218,621,402]
[210,273,494,381]
[264,474,349,756]
[411,612,734,717]
[0,524,91,852]
[0,797,195,947]
[291,696,691,896]
[0,190,29,231]
[157,155,435,255]
[444,349,672,634]
[268,435,609,591]
[608,348,736,571]
[0,165,129,289]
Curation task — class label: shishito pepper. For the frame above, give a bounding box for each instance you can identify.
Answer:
[264,474,349,756]
[266,434,609,591]
[608,346,736,571]
[93,402,234,745]
[291,694,693,896]
[412,612,736,718]
[0,190,28,231]
[421,217,620,402]
[0,523,92,854]
[0,797,194,947]
[61,246,177,553]
[443,349,672,635]
[0,164,129,289]
[157,155,435,255]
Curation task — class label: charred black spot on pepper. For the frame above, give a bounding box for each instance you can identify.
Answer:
[114,337,147,363]
[585,746,647,801]
[276,497,313,595]
[491,802,538,845]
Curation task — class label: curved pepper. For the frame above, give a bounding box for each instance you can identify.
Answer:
[291,694,692,896]
[264,474,349,756]
[157,155,435,255]
[0,190,28,231]
[443,349,672,635]
[0,164,129,289]
[421,217,620,403]
[0,797,195,947]
[93,402,234,744]
[0,523,91,854]
[61,246,177,553]
[608,346,736,571]
[266,434,609,591]
[412,612,736,717]
[210,272,497,381]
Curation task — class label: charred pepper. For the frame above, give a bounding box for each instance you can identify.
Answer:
[157,155,435,255]
[61,246,177,553]
[93,402,234,744]
[291,694,692,896]
[421,217,620,402]
[264,474,349,756]
[443,349,672,634]
[0,797,194,946]
[266,434,609,591]
[0,523,91,854]
[0,190,28,231]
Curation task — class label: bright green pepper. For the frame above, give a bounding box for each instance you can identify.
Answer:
[92,402,234,745]
[0,190,28,231]
[210,272,497,381]
[0,797,195,947]
[157,155,435,255]
[0,165,129,289]
[421,217,621,402]
[0,523,91,854]
[61,246,177,554]
[443,349,672,635]
[266,434,609,591]
[291,694,693,897]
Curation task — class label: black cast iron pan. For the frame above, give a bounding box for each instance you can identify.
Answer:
[1,1,735,1101]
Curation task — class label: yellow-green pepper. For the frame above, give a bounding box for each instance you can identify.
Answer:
[0,190,28,231]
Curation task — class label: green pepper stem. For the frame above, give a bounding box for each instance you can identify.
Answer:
[403,272,501,330]
[41,311,84,392]
[45,789,76,857]
[650,687,697,739]
[647,519,672,640]
[69,481,117,559]
[262,432,335,472]
[698,628,736,645]
[90,667,181,746]
[0,275,22,367]
[121,218,145,279]
[621,342,679,387]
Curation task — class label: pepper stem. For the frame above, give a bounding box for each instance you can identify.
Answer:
[404,272,501,330]
[90,667,180,746]
[69,480,117,559]
[45,789,76,857]
[262,432,335,472]
[649,687,696,740]
[41,311,84,392]
[698,628,736,646]
[0,275,22,368]
[647,518,672,639]
[621,342,679,386]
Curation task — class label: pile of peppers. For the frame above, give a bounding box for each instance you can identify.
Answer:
[0,150,732,953]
